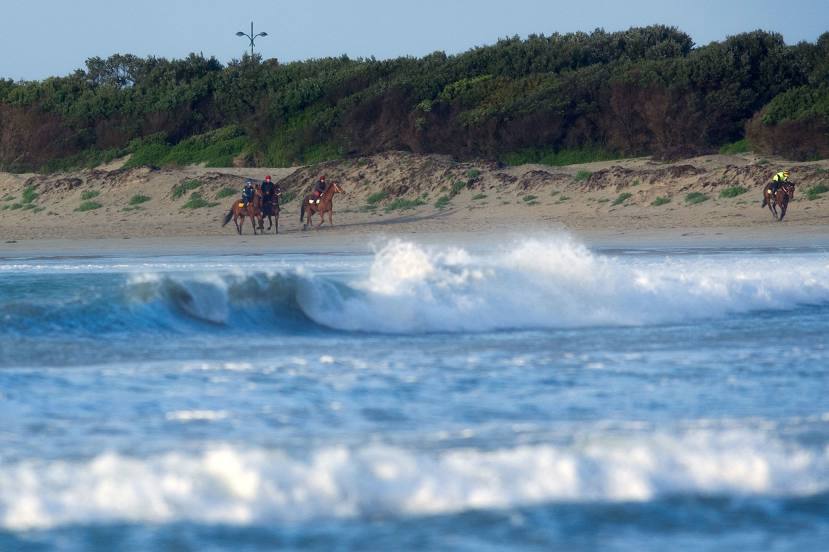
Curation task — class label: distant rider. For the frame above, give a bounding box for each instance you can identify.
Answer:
[769,170,791,196]
[241,179,255,207]
[311,175,327,204]
[261,175,279,208]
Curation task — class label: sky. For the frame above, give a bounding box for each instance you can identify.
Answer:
[0,0,826,81]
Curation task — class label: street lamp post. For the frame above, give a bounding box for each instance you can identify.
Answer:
[236,21,268,58]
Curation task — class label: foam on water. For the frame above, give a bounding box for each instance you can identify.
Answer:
[2,237,828,337]
[2,428,827,530]
[302,238,829,332]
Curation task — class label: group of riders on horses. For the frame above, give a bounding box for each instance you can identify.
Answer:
[224,167,797,233]
[224,173,344,234]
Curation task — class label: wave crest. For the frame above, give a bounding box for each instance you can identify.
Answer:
[3,429,827,530]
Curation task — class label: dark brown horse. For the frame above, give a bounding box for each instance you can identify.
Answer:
[300,181,345,229]
[222,187,263,234]
[259,184,281,234]
[762,182,795,221]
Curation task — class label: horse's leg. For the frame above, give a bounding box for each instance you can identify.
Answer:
[235,215,242,235]
[328,208,333,226]
[316,209,325,228]
[779,196,788,222]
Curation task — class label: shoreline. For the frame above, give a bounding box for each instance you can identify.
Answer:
[3,224,828,260]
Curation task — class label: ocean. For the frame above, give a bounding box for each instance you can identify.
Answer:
[1,235,828,551]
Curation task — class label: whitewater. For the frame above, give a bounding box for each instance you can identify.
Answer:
[1,236,828,551]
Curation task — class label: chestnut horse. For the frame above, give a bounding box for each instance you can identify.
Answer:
[761,182,795,222]
[222,187,263,234]
[300,181,345,229]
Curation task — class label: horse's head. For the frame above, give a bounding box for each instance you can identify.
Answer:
[322,180,345,197]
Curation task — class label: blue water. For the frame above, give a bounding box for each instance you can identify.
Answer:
[1,236,828,551]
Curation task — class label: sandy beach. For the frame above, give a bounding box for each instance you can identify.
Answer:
[1,151,827,254]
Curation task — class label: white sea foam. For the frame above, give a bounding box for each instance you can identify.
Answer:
[2,429,827,530]
[300,238,829,332]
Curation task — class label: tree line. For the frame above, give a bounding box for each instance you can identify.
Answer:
[0,25,827,172]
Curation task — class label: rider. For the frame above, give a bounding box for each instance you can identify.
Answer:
[261,175,278,208]
[241,179,255,207]
[770,170,791,196]
[311,175,327,204]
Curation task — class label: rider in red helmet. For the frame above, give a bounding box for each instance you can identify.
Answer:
[261,174,280,214]
[312,175,327,203]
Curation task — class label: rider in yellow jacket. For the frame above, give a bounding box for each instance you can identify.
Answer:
[770,170,790,196]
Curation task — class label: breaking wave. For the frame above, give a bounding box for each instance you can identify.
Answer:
[2,237,828,335]
[2,428,827,530]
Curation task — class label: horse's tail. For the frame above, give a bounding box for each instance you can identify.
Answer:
[300,197,306,223]
[222,208,233,227]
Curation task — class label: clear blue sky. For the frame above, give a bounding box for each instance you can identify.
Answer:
[0,0,825,80]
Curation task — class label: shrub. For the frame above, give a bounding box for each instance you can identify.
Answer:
[2,194,15,201]
[280,190,296,204]
[719,186,748,198]
[21,186,38,204]
[574,170,592,182]
[80,190,100,200]
[129,194,151,205]
[472,193,487,200]
[215,187,236,199]
[449,180,466,197]
[805,183,829,200]
[651,196,671,206]
[719,138,751,155]
[685,192,709,204]
[434,195,450,209]
[385,197,426,212]
[182,192,218,209]
[366,191,388,204]
[501,147,620,167]
[466,169,481,179]
[76,201,102,211]
[522,195,538,202]
[172,179,202,199]
[612,192,632,206]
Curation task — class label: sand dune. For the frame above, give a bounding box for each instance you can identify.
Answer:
[1,152,827,247]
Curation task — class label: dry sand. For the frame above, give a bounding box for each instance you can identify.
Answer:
[1,151,827,255]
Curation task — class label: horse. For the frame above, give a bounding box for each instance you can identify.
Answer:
[222,187,263,234]
[761,182,795,221]
[258,184,281,234]
[300,180,345,229]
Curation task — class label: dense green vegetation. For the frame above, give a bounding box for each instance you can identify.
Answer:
[171,179,202,199]
[719,186,748,198]
[1,26,827,172]
[76,200,102,211]
[685,192,709,204]
[129,194,151,205]
[612,192,632,205]
[805,183,828,200]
